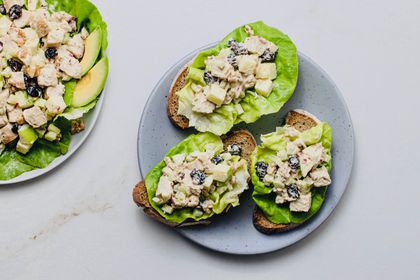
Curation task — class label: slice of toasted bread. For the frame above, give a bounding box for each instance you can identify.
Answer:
[167,65,190,129]
[253,110,321,234]
[133,129,256,227]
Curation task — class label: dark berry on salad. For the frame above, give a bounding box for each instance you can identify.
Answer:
[227,38,248,55]
[45,47,58,59]
[11,124,19,134]
[288,156,300,170]
[0,5,6,15]
[255,161,268,181]
[211,155,224,165]
[227,143,242,156]
[24,75,37,86]
[0,41,3,52]
[190,169,207,185]
[260,48,277,62]
[287,184,300,199]
[227,53,237,68]
[7,58,23,72]
[26,85,43,97]
[203,71,217,84]
[8,5,22,20]
[39,38,44,47]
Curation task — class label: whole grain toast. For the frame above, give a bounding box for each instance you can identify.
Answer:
[253,110,322,234]
[133,129,256,227]
[167,65,190,129]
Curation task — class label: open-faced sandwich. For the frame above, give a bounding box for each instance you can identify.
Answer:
[133,130,256,226]
[251,110,332,234]
[168,21,298,136]
[0,0,108,180]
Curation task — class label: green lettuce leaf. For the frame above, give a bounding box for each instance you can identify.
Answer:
[177,21,298,135]
[145,132,248,223]
[0,0,107,181]
[251,123,332,224]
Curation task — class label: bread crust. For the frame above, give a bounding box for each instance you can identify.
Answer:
[253,110,321,234]
[167,65,190,129]
[133,129,257,227]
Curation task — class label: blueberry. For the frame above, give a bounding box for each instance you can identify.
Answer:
[211,155,224,165]
[26,85,43,97]
[0,5,6,15]
[11,124,19,134]
[45,47,58,59]
[255,161,268,181]
[7,58,23,72]
[8,5,22,20]
[190,169,207,185]
[260,48,277,62]
[203,71,217,84]
[287,184,300,199]
[288,156,300,170]
[227,143,241,155]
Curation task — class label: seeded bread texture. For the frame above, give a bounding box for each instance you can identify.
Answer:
[133,129,257,227]
[253,110,321,234]
[167,66,190,129]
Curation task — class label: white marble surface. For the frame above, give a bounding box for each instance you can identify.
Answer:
[1,0,419,279]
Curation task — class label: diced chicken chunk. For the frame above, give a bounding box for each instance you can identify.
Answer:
[310,166,331,187]
[155,176,173,204]
[7,104,24,124]
[46,27,66,46]
[38,64,58,87]
[0,123,17,144]
[0,114,7,128]
[45,95,66,115]
[244,36,278,55]
[8,72,26,89]
[192,91,216,114]
[67,34,85,59]
[205,56,234,79]
[29,8,50,37]
[51,11,76,32]
[9,27,26,46]
[57,48,82,79]
[23,106,47,128]
[290,193,312,212]
[45,83,65,99]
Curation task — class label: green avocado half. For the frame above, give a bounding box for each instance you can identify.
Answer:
[72,56,109,108]
[80,28,102,76]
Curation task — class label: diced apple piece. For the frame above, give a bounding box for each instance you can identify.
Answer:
[206,84,226,106]
[210,164,232,182]
[256,63,277,80]
[255,79,273,97]
[237,55,258,74]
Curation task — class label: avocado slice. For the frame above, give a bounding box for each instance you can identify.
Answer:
[72,56,108,107]
[80,28,102,76]
[16,124,38,154]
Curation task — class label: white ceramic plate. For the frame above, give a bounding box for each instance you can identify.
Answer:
[138,43,354,254]
[0,90,106,185]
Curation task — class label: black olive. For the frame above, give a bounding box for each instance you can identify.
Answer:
[0,5,6,15]
[260,48,277,63]
[45,47,58,59]
[227,143,241,156]
[288,156,300,170]
[255,161,268,181]
[190,169,207,185]
[211,155,224,165]
[26,85,43,97]
[7,58,23,72]
[8,5,22,20]
[203,72,217,84]
[287,184,300,199]
[11,124,19,134]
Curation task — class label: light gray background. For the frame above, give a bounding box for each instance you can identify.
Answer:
[1,0,419,279]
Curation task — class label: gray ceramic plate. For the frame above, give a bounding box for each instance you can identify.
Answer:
[138,43,354,255]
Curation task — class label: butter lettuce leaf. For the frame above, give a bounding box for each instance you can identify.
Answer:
[145,132,247,223]
[177,21,298,135]
[251,123,332,224]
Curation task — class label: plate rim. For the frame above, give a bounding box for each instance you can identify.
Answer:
[0,87,107,185]
[137,43,355,255]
